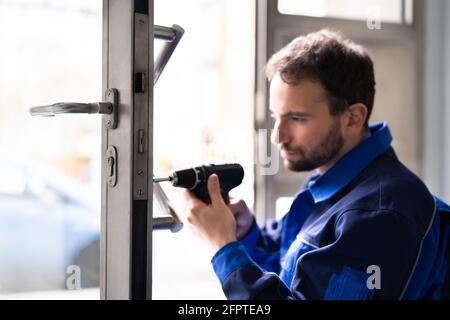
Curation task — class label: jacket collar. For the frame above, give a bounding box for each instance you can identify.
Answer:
[307,121,392,203]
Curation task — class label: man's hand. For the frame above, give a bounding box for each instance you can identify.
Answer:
[182,174,237,251]
[227,198,254,240]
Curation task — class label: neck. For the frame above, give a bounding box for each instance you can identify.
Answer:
[317,129,370,175]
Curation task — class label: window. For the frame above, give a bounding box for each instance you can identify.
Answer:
[278,0,413,25]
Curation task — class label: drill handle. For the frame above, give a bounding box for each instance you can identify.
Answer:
[192,186,231,205]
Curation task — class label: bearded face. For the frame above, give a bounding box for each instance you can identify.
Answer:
[269,74,346,174]
[279,117,344,172]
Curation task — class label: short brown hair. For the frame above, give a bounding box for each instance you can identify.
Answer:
[265,28,375,127]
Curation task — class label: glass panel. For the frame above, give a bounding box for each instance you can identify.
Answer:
[278,0,411,24]
[0,0,101,299]
[153,0,255,299]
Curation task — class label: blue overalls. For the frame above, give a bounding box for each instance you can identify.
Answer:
[211,122,450,299]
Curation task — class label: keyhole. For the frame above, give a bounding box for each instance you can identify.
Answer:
[107,156,115,177]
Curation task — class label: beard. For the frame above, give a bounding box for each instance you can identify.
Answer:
[281,119,344,172]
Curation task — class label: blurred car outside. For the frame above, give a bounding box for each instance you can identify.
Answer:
[0,149,100,293]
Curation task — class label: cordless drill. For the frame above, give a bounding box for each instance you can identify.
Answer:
[153,163,244,204]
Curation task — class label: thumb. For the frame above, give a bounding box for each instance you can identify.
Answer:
[207,174,225,207]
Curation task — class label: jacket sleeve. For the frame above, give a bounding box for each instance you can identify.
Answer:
[211,241,293,299]
[239,217,285,273]
[211,209,423,300]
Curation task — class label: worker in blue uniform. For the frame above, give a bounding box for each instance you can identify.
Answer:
[181,28,450,299]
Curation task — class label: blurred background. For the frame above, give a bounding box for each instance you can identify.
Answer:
[0,0,449,299]
[0,0,102,298]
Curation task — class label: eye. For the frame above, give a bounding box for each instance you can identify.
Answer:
[289,116,308,122]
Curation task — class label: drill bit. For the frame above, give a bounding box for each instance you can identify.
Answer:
[153,176,173,183]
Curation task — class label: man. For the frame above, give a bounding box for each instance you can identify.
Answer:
[182,29,450,299]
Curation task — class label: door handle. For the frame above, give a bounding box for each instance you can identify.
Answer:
[154,24,184,84]
[29,102,111,116]
[151,24,185,231]
[29,88,119,129]
[153,180,183,232]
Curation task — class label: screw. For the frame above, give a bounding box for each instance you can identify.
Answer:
[137,169,144,176]
[106,120,112,127]
[137,189,143,196]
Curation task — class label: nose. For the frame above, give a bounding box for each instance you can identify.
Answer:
[271,118,289,145]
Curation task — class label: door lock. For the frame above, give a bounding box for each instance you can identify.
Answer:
[106,146,117,187]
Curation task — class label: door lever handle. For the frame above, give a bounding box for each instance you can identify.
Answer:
[153,178,183,232]
[154,24,184,84]
[29,88,119,129]
[30,102,112,116]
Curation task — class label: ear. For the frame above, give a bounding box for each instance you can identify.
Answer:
[344,103,368,133]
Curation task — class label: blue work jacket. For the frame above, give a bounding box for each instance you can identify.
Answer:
[211,122,450,299]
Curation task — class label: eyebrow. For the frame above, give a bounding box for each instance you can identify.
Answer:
[270,110,313,118]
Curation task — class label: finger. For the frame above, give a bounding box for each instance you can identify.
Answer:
[181,189,194,201]
[181,189,204,206]
[207,174,225,207]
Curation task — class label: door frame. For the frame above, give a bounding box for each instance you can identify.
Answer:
[100,0,153,300]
